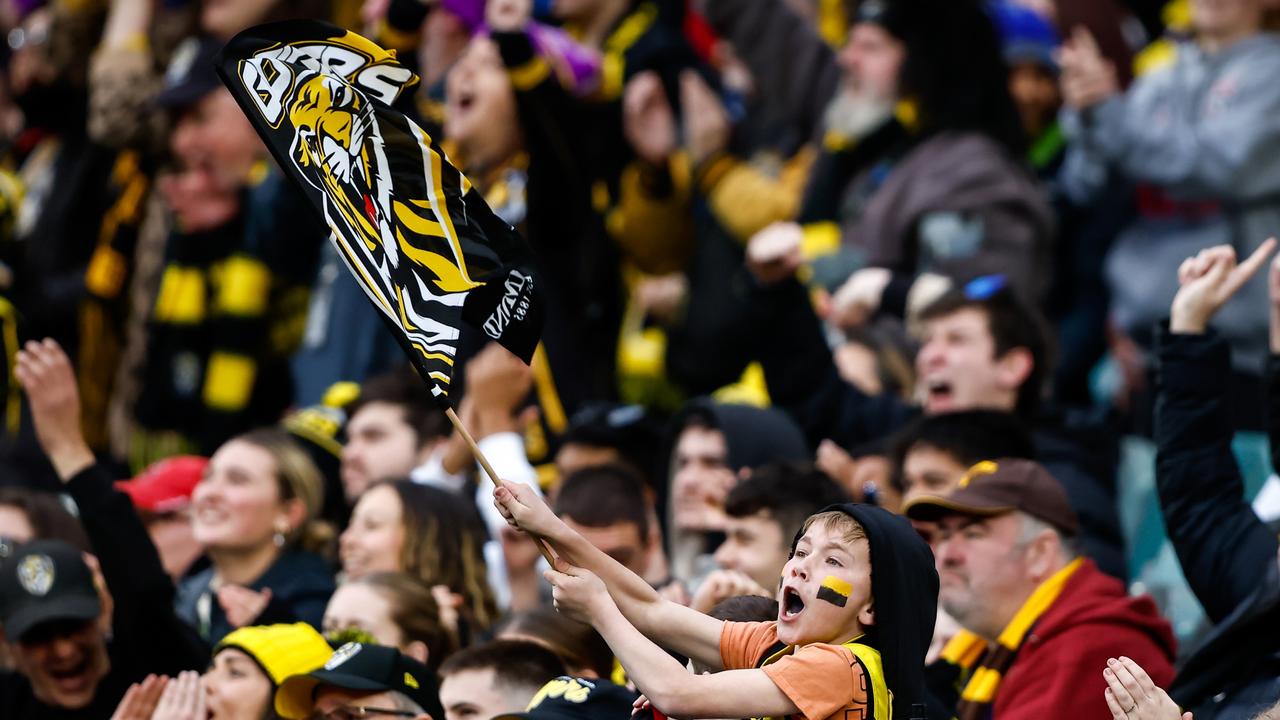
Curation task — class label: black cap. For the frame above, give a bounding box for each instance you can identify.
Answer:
[854,0,910,38]
[276,643,443,720]
[0,539,101,641]
[154,36,224,109]
[494,677,641,720]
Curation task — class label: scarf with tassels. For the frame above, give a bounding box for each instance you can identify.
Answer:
[941,557,1084,720]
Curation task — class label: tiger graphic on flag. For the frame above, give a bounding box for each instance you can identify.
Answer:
[218,21,544,401]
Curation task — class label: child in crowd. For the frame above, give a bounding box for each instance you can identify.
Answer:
[494,483,938,719]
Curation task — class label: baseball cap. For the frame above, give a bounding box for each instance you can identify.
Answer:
[275,643,442,720]
[902,458,1080,536]
[116,455,207,514]
[0,539,101,641]
[495,676,641,720]
[154,36,223,109]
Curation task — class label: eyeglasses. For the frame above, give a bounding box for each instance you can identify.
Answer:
[962,274,1008,301]
[310,707,418,720]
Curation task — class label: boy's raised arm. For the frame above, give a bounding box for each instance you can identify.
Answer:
[494,483,727,668]
[547,564,800,720]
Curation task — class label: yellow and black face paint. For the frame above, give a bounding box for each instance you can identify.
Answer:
[817,576,853,607]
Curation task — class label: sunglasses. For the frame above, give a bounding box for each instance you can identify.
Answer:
[962,274,1009,301]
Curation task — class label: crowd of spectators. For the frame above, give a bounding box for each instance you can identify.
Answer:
[0,0,1279,718]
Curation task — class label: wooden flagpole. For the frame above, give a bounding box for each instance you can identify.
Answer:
[445,407,557,567]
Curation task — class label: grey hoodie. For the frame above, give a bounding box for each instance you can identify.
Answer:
[1063,34,1280,374]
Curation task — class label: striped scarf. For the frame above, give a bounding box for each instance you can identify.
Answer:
[941,558,1084,720]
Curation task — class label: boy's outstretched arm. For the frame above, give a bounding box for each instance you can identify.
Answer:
[548,564,799,720]
[494,482,727,668]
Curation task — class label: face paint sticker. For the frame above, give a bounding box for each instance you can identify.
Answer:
[817,575,852,607]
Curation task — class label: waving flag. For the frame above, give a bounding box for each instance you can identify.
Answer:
[214,21,543,403]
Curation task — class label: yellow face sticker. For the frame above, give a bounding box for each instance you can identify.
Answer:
[817,575,853,607]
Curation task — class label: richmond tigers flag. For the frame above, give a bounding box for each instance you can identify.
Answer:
[214,21,543,404]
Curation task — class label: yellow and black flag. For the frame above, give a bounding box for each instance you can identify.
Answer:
[214,21,543,403]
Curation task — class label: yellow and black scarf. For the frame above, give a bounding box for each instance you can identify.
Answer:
[941,558,1083,720]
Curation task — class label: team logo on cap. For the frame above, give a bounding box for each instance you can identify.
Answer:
[17,554,54,596]
[325,642,362,670]
[958,460,999,488]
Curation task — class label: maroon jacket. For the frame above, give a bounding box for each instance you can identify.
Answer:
[994,559,1177,719]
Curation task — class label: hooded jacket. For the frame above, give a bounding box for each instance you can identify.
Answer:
[662,399,810,582]
[818,504,938,720]
[990,559,1177,719]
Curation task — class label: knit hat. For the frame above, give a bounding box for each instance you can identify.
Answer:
[989,1,1059,71]
[216,623,334,686]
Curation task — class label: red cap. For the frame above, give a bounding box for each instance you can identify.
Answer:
[115,456,208,514]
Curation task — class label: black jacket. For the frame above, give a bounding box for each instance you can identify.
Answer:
[1155,327,1280,718]
[748,276,1127,578]
[0,463,206,718]
[174,549,335,648]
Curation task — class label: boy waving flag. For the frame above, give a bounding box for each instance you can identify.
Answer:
[494,482,939,720]
[214,21,544,402]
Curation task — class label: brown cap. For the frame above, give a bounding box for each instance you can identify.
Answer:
[902,458,1079,536]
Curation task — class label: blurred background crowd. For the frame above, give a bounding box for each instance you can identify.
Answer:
[0,0,1279,717]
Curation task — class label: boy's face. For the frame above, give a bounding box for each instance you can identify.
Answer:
[776,520,874,647]
[715,510,790,591]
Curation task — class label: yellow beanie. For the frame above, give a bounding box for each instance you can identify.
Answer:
[216,623,334,686]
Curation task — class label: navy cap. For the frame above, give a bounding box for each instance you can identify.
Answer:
[154,36,224,109]
[0,539,100,641]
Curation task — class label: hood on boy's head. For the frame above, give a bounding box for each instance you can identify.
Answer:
[670,398,809,474]
[793,504,938,720]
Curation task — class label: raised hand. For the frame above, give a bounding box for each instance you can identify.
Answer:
[745,222,804,285]
[1057,26,1119,110]
[1170,239,1276,334]
[494,481,565,540]
[830,268,892,330]
[1102,656,1192,720]
[545,564,610,624]
[151,671,206,720]
[110,675,169,720]
[680,70,730,167]
[13,338,94,480]
[465,342,534,438]
[624,71,676,168]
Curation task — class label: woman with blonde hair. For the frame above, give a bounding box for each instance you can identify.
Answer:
[340,480,496,646]
[175,428,337,645]
[323,572,457,674]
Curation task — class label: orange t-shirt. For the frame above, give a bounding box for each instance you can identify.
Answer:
[719,621,873,720]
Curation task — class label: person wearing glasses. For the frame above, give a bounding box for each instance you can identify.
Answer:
[275,643,443,720]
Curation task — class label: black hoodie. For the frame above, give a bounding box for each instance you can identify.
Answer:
[793,504,939,719]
